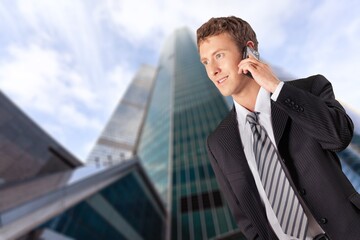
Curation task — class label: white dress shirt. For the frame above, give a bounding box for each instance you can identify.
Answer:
[233,83,324,240]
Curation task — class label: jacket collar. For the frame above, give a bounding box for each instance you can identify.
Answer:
[229,102,289,146]
[271,102,289,146]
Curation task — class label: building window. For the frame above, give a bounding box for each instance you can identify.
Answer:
[180,190,223,213]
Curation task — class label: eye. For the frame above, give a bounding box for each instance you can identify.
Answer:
[215,53,224,59]
[202,60,208,65]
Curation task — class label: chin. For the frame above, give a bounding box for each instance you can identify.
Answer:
[217,87,228,95]
[217,86,232,96]
[219,91,231,97]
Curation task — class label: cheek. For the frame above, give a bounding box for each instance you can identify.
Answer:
[205,69,212,79]
[230,60,240,69]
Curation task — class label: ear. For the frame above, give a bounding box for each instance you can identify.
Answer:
[246,41,255,49]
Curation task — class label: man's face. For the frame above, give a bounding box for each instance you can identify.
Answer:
[199,33,251,98]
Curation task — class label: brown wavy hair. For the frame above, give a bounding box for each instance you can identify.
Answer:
[197,16,258,52]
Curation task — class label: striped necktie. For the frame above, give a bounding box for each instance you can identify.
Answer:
[246,111,308,239]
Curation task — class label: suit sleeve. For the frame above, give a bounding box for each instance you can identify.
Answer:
[206,138,260,239]
[275,74,353,152]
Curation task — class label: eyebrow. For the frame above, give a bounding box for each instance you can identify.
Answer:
[200,48,226,62]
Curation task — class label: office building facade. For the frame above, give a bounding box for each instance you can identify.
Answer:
[37,159,166,240]
[138,28,243,240]
[0,158,166,240]
[86,65,156,166]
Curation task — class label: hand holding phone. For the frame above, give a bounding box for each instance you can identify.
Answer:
[240,46,281,93]
[243,46,259,60]
[242,46,259,78]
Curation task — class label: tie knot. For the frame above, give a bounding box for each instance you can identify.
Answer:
[246,112,259,125]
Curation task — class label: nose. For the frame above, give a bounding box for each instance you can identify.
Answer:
[208,62,221,77]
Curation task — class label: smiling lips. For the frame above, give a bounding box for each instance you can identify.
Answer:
[217,76,228,84]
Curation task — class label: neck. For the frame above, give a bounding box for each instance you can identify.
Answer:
[232,82,260,112]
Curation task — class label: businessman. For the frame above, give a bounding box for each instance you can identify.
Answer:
[197,16,360,240]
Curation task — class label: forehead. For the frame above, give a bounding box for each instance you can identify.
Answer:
[199,33,238,57]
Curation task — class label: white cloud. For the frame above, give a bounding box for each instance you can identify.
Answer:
[178,0,298,50]
[94,0,311,76]
[0,43,98,114]
[0,1,125,160]
[285,0,360,108]
[59,104,102,130]
[0,44,66,112]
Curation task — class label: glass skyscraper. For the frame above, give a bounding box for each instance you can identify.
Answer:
[86,65,156,166]
[138,28,242,240]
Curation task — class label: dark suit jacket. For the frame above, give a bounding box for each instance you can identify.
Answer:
[206,75,360,240]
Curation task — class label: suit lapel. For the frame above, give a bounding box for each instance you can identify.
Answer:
[271,102,289,146]
[224,107,246,170]
[216,108,250,175]
[221,107,276,234]
[224,104,289,159]
[217,107,265,185]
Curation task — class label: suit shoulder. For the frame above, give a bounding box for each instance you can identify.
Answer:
[207,109,236,145]
[286,74,329,90]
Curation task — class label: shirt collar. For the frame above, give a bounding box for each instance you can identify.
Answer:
[234,87,271,130]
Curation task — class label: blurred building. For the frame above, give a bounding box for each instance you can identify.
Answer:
[137,28,243,240]
[86,65,156,166]
[0,65,165,240]
[0,91,82,185]
[0,157,166,240]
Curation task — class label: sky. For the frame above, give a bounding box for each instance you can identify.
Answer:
[1,0,360,162]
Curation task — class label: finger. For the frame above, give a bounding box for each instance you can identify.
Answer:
[238,62,255,75]
[238,62,248,74]
[238,58,254,69]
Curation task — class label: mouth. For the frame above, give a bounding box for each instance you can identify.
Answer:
[217,76,228,85]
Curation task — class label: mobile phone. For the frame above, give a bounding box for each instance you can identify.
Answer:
[243,46,259,60]
[242,46,259,78]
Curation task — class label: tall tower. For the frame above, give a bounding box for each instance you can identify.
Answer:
[86,65,156,166]
[138,28,241,240]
